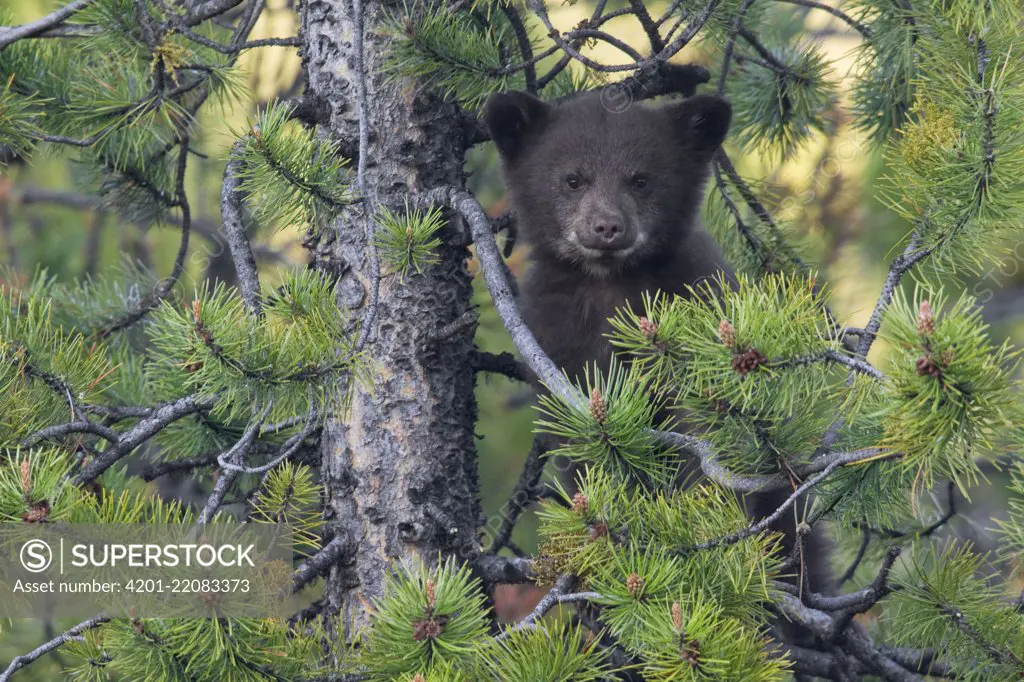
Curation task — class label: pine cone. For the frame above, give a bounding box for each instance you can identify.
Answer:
[626,572,644,596]
[672,601,684,630]
[916,355,942,378]
[571,492,589,515]
[589,521,609,542]
[718,319,736,347]
[732,348,767,376]
[589,387,608,424]
[917,299,935,335]
[425,578,436,609]
[411,615,447,641]
[22,500,50,523]
[680,638,702,667]
[639,316,659,340]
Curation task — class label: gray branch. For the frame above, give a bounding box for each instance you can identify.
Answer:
[198,403,272,523]
[495,574,603,641]
[72,394,215,484]
[0,615,109,682]
[0,0,97,50]
[221,146,263,315]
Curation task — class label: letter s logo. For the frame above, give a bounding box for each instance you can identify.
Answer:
[20,540,52,573]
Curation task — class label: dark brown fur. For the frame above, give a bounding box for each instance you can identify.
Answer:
[485,90,832,594]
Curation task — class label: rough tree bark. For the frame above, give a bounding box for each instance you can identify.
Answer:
[300,0,481,633]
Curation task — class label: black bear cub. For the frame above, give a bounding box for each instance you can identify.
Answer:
[484,90,732,383]
[484,90,832,594]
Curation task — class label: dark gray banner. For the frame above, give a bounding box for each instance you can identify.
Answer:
[0,524,302,618]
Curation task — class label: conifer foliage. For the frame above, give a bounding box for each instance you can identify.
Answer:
[1,0,1023,680]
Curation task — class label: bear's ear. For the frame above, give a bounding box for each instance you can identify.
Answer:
[483,91,551,161]
[669,94,732,155]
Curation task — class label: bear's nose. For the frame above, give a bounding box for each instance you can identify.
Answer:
[592,222,622,241]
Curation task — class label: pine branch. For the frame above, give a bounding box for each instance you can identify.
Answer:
[854,230,932,358]
[495,574,602,641]
[197,402,271,523]
[469,349,532,384]
[0,615,110,682]
[717,0,758,92]
[629,0,665,52]
[0,0,97,50]
[351,0,379,353]
[92,139,193,337]
[498,1,537,93]
[420,186,580,408]
[774,594,922,681]
[837,526,872,587]
[217,407,317,475]
[222,144,263,315]
[22,419,120,448]
[773,0,872,39]
[486,436,548,555]
[473,555,536,586]
[680,454,857,552]
[171,23,301,54]
[72,393,215,484]
[529,0,719,74]
[140,450,221,480]
[830,546,902,632]
[777,349,886,380]
[293,534,351,592]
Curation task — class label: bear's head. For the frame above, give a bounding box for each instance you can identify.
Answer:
[484,91,731,277]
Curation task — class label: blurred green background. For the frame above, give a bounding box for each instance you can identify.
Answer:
[2,0,1023,675]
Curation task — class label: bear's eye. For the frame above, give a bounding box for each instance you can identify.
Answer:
[631,174,649,190]
[564,174,584,191]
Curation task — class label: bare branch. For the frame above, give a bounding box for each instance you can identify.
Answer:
[469,349,533,384]
[773,0,872,40]
[854,230,932,358]
[293,534,351,593]
[495,574,602,641]
[0,0,97,50]
[351,0,380,352]
[221,145,263,315]
[198,403,272,523]
[0,615,109,682]
[474,555,536,586]
[486,436,549,554]
[73,394,215,484]
[421,187,581,408]
[93,139,193,337]
[218,408,318,475]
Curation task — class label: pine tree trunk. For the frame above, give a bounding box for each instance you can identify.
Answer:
[300,0,481,633]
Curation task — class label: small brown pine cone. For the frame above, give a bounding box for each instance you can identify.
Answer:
[639,316,659,341]
[917,299,935,335]
[625,572,644,596]
[424,578,436,609]
[22,500,50,523]
[681,639,702,667]
[571,492,589,515]
[20,459,30,495]
[589,387,608,424]
[732,348,767,376]
[718,319,736,347]
[671,601,684,630]
[916,355,942,378]
[411,615,447,641]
